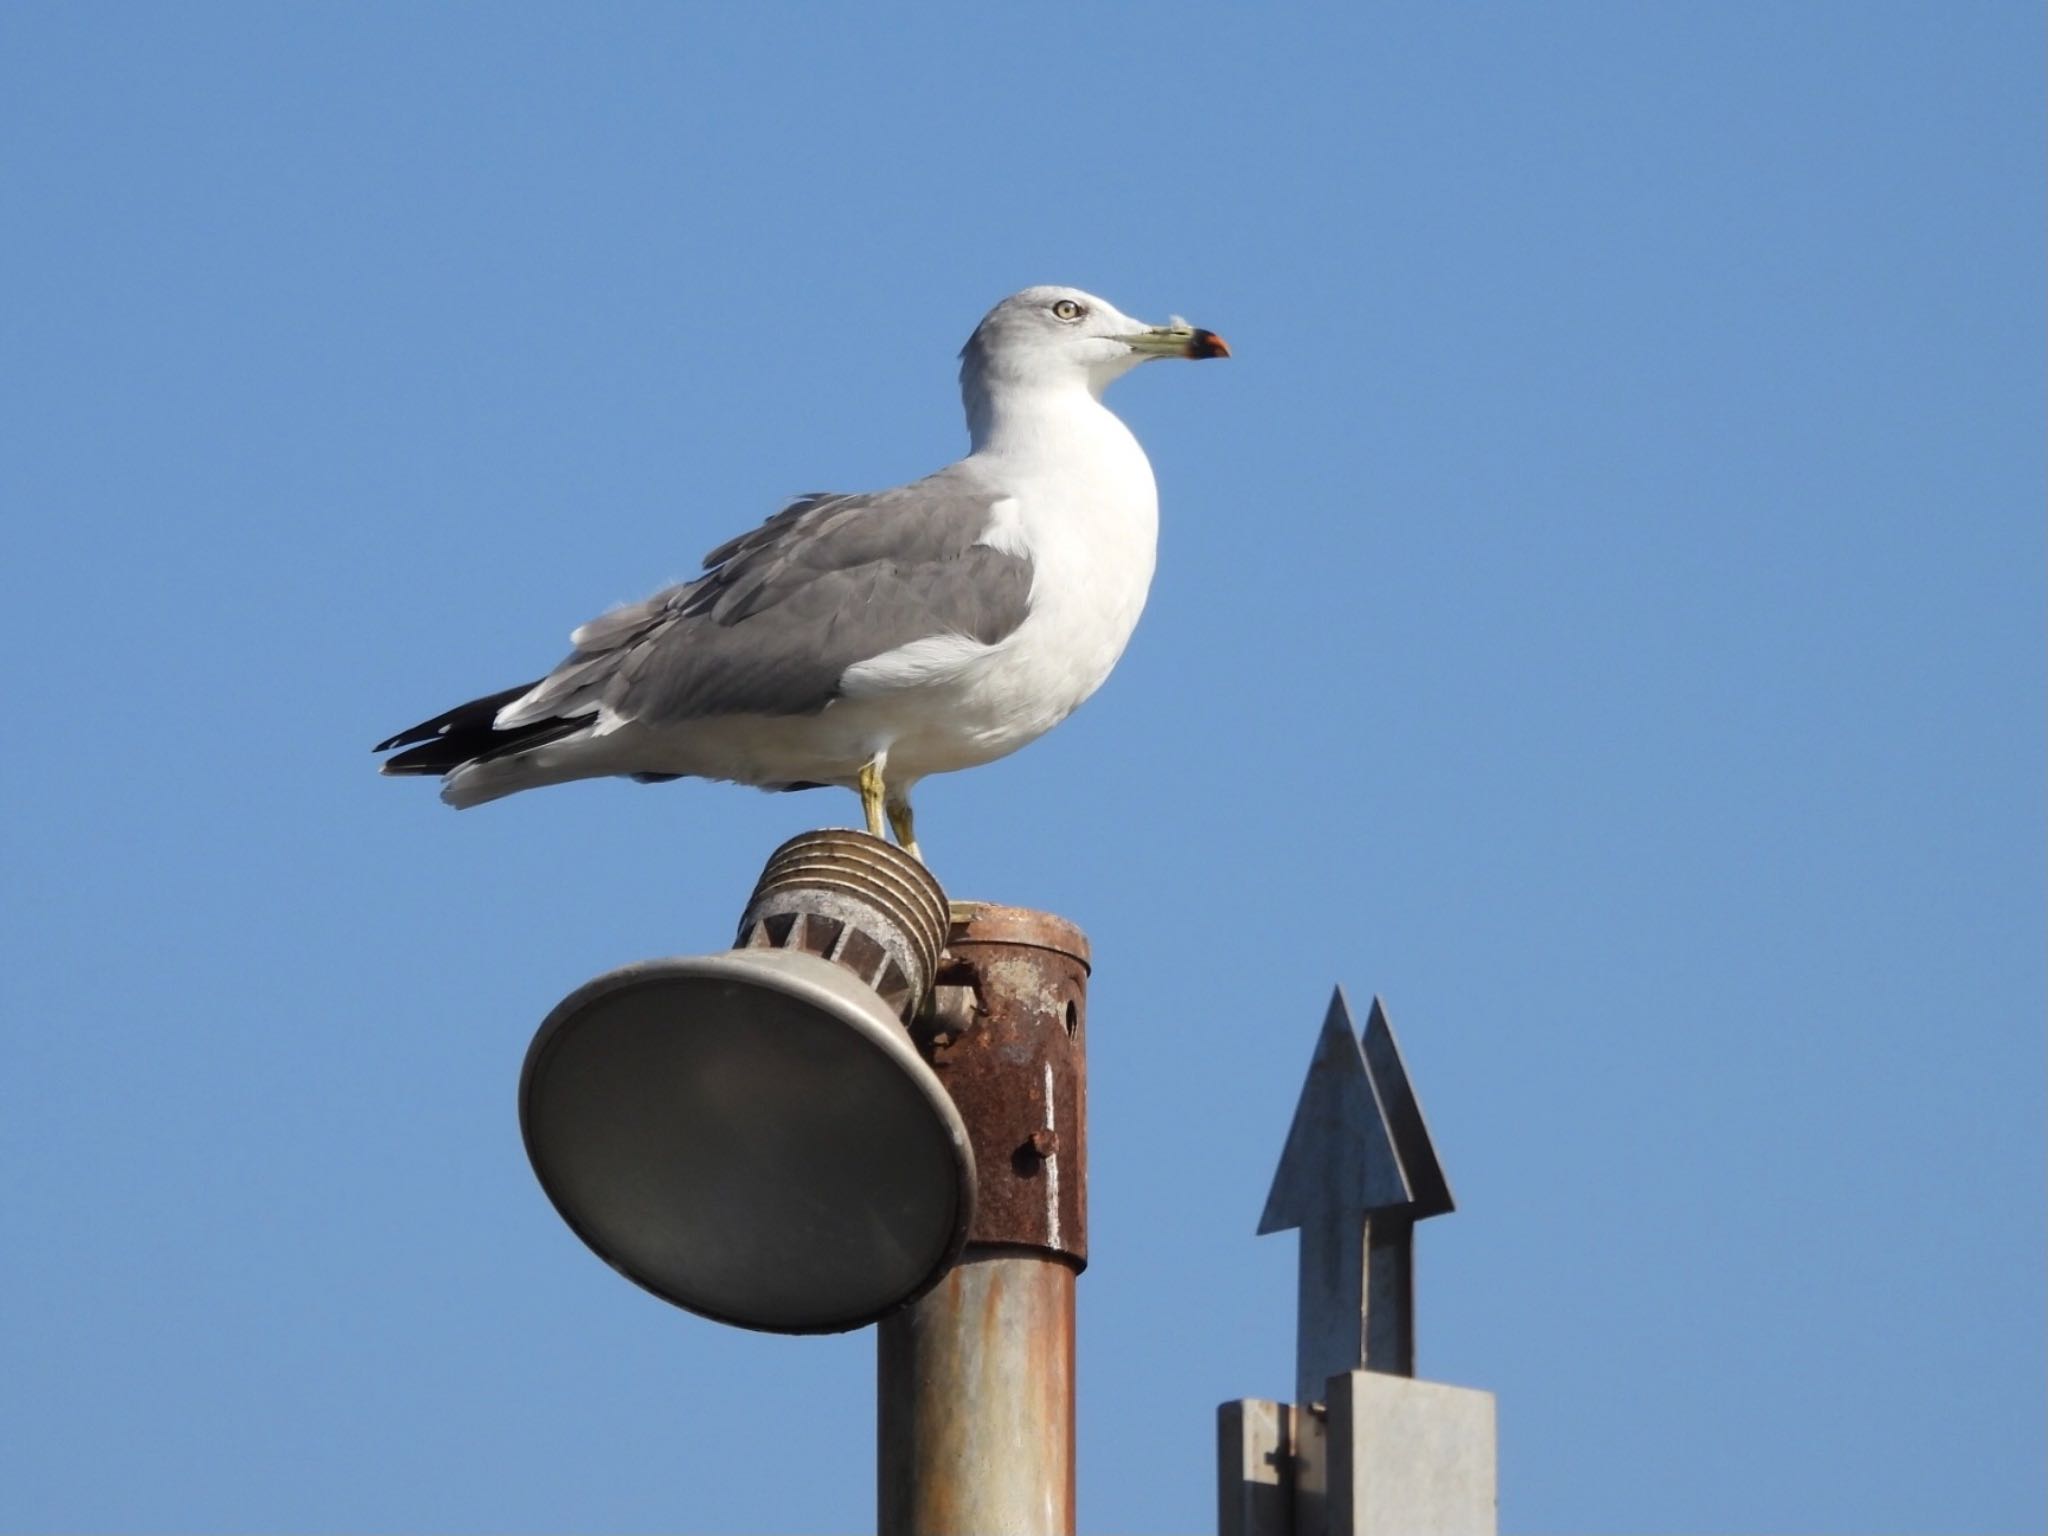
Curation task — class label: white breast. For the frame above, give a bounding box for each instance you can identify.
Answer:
[838,395,1160,782]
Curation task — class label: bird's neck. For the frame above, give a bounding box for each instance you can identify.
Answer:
[963,376,1139,468]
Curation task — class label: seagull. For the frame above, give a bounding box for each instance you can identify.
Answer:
[375,285,1228,858]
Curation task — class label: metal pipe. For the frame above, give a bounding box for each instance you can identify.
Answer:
[878,1249,1076,1535]
[877,903,1090,1536]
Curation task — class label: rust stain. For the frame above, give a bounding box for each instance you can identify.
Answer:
[914,904,1089,1265]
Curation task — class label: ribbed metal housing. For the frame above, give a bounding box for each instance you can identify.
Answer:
[736,829,950,1021]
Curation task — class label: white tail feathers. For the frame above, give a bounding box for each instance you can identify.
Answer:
[440,735,605,809]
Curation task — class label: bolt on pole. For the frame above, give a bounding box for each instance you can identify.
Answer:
[878,903,1090,1536]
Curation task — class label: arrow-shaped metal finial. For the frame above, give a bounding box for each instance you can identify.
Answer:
[1259,988,1454,1405]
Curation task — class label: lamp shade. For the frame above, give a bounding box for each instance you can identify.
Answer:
[521,945,974,1334]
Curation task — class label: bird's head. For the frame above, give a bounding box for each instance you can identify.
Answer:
[960,285,1229,403]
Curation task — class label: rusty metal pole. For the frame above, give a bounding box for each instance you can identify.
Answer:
[877,902,1090,1536]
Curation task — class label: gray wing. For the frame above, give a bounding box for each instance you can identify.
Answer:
[498,464,1031,730]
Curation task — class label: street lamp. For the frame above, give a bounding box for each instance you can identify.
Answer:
[519,830,973,1334]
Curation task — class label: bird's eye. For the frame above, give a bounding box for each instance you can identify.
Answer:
[1051,299,1085,321]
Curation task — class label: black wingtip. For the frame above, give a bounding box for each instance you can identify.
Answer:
[375,679,542,756]
[374,678,568,776]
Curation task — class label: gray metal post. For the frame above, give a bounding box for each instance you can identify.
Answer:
[1222,990,1496,1536]
[878,1253,1075,1534]
[1258,991,1453,1405]
[877,904,1090,1536]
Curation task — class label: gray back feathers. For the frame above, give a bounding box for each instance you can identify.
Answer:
[499,464,1034,731]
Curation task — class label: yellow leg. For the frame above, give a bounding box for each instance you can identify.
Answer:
[857,759,888,840]
[886,794,921,862]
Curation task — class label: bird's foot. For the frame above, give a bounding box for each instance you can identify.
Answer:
[886,796,921,862]
[857,759,888,841]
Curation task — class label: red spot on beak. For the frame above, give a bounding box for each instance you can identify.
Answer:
[1187,329,1230,359]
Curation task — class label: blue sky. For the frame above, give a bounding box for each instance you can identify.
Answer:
[2,5,2041,1532]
